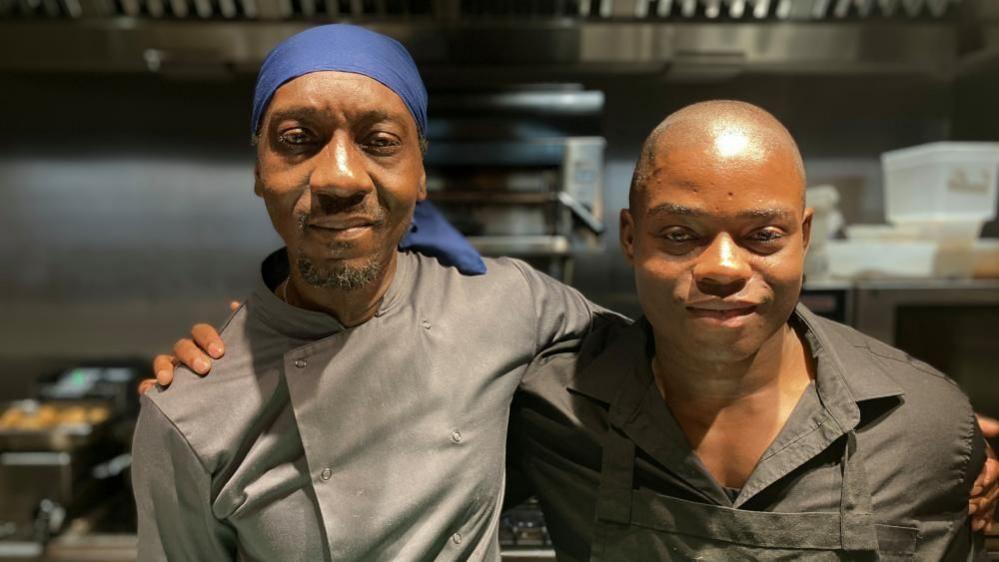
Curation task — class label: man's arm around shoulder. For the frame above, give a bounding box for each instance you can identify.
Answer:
[507,259,627,354]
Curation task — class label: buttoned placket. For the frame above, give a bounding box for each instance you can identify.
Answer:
[283,338,350,557]
[288,351,335,484]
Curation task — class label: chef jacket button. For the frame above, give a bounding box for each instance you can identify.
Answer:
[451,431,462,444]
[294,359,307,369]
[451,533,462,545]
[422,320,431,330]
[320,467,333,481]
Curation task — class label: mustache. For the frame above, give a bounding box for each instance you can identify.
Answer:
[685,299,761,311]
[296,206,388,232]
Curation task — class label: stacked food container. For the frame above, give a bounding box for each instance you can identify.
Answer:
[826,142,999,279]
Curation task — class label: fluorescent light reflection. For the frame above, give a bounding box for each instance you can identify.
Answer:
[715,129,750,157]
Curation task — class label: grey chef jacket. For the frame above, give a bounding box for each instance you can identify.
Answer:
[511,305,986,561]
[132,249,606,562]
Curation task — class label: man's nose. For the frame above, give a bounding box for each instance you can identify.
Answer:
[309,132,375,200]
[692,233,752,296]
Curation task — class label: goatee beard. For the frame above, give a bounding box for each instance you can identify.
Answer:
[296,255,383,291]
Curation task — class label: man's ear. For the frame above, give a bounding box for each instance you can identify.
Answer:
[417,165,427,202]
[253,162,264,198]
[801,207,814,254]
[620,208,636,265]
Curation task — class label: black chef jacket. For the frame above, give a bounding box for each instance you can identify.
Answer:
[511,305,985,561]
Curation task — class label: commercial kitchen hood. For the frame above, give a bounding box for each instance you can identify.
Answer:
[0,0,995,77]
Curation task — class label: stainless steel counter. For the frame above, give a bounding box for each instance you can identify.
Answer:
[9,530,999,561]
[1,534,556,561]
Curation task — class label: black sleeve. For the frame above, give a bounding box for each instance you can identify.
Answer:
[503,392,538,511]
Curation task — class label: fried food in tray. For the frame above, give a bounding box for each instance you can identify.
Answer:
[0,400,111,432]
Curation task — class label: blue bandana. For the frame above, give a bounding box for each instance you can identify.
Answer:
[251,24,428,137]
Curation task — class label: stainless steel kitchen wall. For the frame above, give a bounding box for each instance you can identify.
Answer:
[0,70,958,399]
[0,75,276,398]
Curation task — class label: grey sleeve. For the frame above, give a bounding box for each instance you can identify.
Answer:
[132,397,236,562]
[511,260,615,355]
[924,410,988,562]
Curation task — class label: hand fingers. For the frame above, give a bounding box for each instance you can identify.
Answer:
[973,450,999,495]
[971,457,999,532]
[192,323,225,359]
[137,378,158,395]
[972,487,998,531]
[982,508,996,533]
[229,300,241,312]
[980,492,999,529]
[173,338,212,376]
[980,475,999,518]
[977,414,999,440]
[152,354,177,386]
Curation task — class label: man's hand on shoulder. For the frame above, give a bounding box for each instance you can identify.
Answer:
[137,301,238,393]
[977,414,999,440]
[971,414,999,532]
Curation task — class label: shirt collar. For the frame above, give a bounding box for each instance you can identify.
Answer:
[566,305,905,425]
[565,318,651,410]
[791,304,906,406]
[249,248,416,341]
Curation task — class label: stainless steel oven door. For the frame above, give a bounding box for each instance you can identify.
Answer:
[853,279,999,416]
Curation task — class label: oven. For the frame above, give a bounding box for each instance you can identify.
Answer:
[424,86,606,283]
[852,279,999,417]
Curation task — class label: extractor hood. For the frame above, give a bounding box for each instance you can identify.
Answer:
[0,0,993,77]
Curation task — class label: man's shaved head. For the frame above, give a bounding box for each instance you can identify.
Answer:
[629,100,806,213]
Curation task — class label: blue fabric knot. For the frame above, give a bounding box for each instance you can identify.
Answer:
[400,202,487,276]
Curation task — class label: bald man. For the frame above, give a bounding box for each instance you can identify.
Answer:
[159,100,995,560]
[511,100,986,560]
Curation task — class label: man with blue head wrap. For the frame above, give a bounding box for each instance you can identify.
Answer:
[132,23,608,561]
[251,24,484,276]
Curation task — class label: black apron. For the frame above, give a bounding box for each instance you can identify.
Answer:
[589,408,919,561]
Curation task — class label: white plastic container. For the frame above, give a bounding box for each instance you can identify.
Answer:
[826,240,937,279]
[845,224,921,241]
[881,142,999,224]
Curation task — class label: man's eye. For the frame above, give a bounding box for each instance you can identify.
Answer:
[363,134,402,154]
[748,228,785,244]
[660,229,697,243]
[277,129,314,145]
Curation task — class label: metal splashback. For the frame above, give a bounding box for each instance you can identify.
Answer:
[423,86,606,281]
[0,0,993,78]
